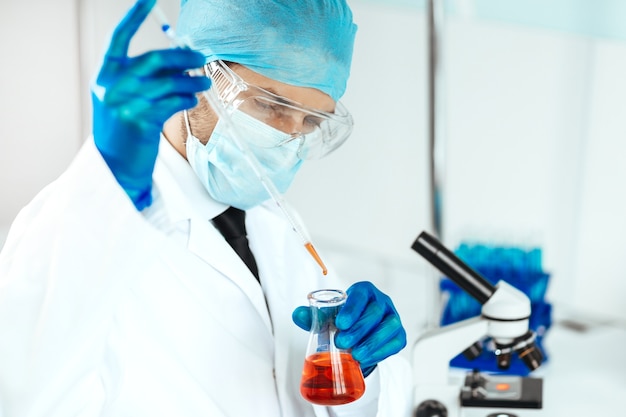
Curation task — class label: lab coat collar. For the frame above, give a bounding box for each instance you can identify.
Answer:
[156,135,228,223]
[153,135,273,336]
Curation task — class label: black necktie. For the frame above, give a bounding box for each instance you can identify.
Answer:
[211,207,260,281]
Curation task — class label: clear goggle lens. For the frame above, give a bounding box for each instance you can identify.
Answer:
[205,60,354,160]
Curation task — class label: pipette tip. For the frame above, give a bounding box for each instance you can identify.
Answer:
[305,242,328,276]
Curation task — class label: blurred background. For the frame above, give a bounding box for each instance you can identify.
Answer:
[1,1,625,410]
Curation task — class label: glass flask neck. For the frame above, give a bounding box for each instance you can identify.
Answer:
[308,289,346,333]
[307,289,347,307]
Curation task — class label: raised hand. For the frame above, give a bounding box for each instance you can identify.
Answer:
[92,0,211,210]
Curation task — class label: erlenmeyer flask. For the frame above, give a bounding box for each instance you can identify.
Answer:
[299,289,366,406]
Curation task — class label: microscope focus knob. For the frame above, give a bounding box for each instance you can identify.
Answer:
[415,399,448,417]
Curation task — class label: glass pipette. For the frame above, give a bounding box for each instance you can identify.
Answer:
[151,5,328,275]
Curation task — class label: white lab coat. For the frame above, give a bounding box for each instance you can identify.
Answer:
[0,138,413,417]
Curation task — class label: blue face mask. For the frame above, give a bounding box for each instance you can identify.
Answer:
[184,109,303,210]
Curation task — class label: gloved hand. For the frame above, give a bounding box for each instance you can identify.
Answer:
[293,281,407,377]
[92,0,211,210]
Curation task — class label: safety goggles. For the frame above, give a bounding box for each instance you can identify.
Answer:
[203,60,354,160]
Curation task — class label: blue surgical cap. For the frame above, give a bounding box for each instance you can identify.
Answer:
[177,0,357,101]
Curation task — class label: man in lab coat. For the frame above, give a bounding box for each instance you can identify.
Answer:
[0,0,413,416]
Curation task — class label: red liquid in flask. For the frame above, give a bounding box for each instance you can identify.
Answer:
[300,351,366,406]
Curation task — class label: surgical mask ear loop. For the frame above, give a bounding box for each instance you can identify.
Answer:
[182,109,194,145]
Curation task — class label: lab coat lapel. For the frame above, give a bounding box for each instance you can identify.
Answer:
[152,149,273,337]
[186,216,273,335]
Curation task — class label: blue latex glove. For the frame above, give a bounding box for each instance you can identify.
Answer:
[292,281,407,377]
[92,0,211,210]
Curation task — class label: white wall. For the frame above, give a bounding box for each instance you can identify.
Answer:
[442,18,593,307]
[0,0,82,244]
[570,41,626,320]
[441,18,626,323]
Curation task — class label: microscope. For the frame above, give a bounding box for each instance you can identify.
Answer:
[411,231,544,417]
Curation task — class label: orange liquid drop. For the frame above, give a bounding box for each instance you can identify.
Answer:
[300,351,366,405]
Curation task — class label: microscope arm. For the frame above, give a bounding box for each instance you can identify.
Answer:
[413,316,488,385]
[412,279,530,385]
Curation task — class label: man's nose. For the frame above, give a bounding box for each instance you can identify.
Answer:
[272,113,305,136]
